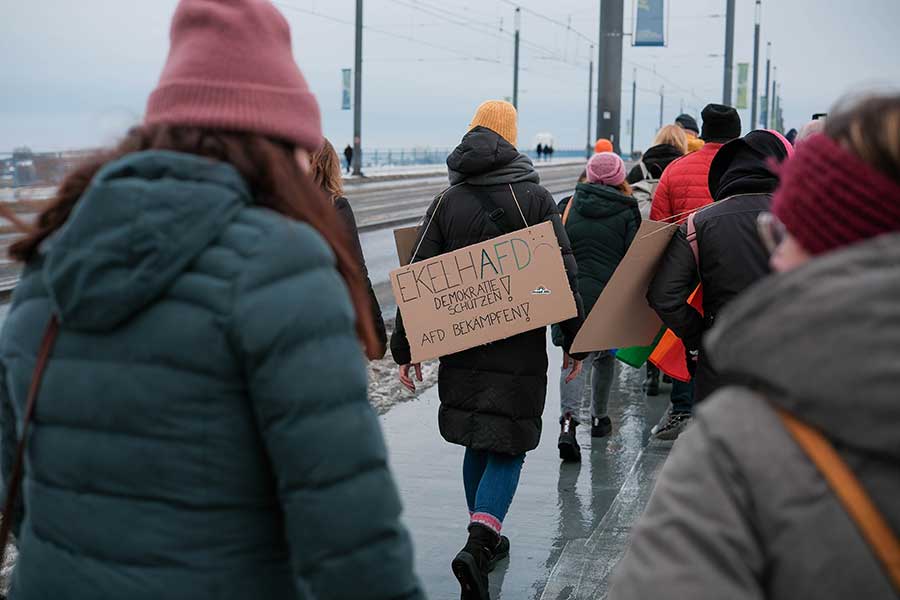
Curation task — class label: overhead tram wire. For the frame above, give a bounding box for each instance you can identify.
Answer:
[386,0,588,66]
[274,2,505,65]
[496,0,596,46]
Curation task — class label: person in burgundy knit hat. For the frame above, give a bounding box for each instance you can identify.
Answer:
[610,92,900,600]
[0,1,424,598]
[765,94,900,270]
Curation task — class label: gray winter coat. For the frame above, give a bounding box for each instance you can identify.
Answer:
[610,233,900,600]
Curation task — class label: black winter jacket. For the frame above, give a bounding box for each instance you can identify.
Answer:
[626,143,684,183]
[647,131,790,401]
[334,196,388,358]
[390,127,586,455]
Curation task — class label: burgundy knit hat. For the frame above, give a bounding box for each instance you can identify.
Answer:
[772,133,900,255]
[586,152,626,186]
[145,0,322,151]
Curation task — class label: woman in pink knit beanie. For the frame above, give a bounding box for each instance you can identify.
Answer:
[0,2,423,598]
[555,150,641,461]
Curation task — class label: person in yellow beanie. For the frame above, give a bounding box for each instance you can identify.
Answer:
[391,99,587,599]
[469,100,518,147]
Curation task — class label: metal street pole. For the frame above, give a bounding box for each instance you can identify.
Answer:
[722,0,735,105]
[513,8,520,110]
[772,83,779,132]
[771,66,778,130]
[595,0,625,153]
[659,86,664,129]
[763,42,771,128]
[630,68,637,157]
[352,0,363,176]
[586,45,594,158]
[751,0,761,128]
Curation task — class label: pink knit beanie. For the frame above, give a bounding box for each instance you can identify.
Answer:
[145,0,322,151]
[586,152,626,186]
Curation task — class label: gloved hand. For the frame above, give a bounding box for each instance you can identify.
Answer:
[686,349,699,378]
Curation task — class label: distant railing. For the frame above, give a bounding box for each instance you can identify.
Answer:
[352,147,586,170]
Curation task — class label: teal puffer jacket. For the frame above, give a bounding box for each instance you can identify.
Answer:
[0,151,422,600]
[565,182,641,313]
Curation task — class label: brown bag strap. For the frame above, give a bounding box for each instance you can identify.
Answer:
[0,316,59,566]
[561,198,573,225]
[777,408,900,592]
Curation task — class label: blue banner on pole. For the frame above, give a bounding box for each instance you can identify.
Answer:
[341,68,351,110]
[634,0,666,47]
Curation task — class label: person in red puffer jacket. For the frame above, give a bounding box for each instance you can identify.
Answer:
[649,104,742,224]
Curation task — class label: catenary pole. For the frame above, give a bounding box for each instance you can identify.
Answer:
[751,0,761,129]
[763,42,771,127]
[513,8,520,110]
[722,0,735,105]
[659,86,664,129]
[352,0,363,176]
[630,68,637,157]
[586,45,594,158]
[596,0,624,153]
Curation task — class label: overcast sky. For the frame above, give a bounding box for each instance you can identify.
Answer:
[3,0,899,153]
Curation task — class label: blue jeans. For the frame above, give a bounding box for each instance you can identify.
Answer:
[670,379,694,414]
[463,448,525,534]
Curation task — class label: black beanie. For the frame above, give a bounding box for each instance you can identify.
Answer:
[675,113,699,134]
[700,104,742,142]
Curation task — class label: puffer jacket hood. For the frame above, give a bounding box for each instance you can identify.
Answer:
[573,182,638,219]
[706,233,900,459]
[447,126,539,186]
[44,150,249,331]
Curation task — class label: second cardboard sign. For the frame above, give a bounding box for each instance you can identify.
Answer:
[391,220,577,363]
[571,219,678,353]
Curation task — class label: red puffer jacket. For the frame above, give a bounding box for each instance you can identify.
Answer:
[649,142,723,223]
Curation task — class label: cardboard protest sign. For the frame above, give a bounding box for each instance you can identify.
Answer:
[393,226,420,267]
[391,220,577,363]
[571,220,678,353]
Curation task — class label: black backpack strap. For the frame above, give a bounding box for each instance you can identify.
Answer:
[471,187,517,235]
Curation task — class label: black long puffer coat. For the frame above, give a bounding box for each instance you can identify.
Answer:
[391,127,585,455]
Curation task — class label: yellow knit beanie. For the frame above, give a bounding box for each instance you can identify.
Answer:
[468,100,518,147]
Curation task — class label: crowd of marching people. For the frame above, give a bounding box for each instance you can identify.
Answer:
[0,0,897,599]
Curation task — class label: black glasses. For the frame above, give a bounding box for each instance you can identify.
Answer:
[757,211,787,254]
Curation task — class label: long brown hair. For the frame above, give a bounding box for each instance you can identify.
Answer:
[311,138,345,201]
[616,180,633,196]
[9,125,381,359]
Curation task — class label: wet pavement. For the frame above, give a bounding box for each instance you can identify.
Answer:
[379,339,672,599]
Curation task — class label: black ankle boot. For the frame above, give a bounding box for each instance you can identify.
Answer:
[558,412,581,462]
[452,523,497,599]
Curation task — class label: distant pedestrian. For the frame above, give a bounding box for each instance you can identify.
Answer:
[391,100,586,600]
[611,92,900,600]
[311,138,387,356]
[343,143,353,173]
[644,103,741,440]
[547,144,555,161]
[0,1,422,598]
[648,129,793,404]
[675,113,705,153]
[555,152,641,461]
[536,142,544,160]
